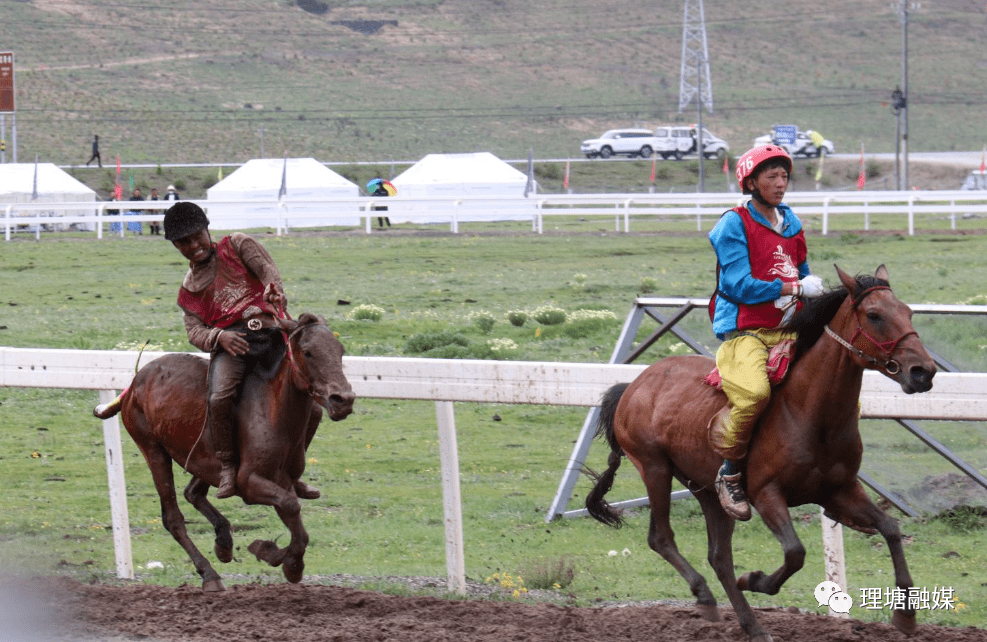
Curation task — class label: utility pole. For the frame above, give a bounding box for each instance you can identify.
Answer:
[678,0,713,114]
[697,57,705,192]
[257,127,266,159]
[893,1,919,190]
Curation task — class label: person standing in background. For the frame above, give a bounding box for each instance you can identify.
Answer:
[148,187,162,235]
[128,187,145,235]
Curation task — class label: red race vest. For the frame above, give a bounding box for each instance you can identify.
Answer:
[731,206,806,331]
[177,237,275,329]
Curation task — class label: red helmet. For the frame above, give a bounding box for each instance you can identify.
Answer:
[736,145,792,193]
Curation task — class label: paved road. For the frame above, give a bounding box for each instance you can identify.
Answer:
[830,151,983,167]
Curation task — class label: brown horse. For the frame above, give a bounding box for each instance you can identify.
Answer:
[585,266,935,642]
[93,312,355,591]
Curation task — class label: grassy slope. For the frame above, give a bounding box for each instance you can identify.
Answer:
[5,0,987,167]
[1,231,985,628]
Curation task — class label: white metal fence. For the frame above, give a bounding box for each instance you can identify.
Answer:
[3,347,986,592]
[6,189,987,240]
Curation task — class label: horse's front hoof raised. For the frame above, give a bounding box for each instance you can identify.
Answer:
[202,578,226,592]
[892,609,917,636]
[737,571,758,592]
[249,539,286,567]
[695,602,720,621]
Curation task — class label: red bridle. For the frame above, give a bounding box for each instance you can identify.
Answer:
[823,285,918,375]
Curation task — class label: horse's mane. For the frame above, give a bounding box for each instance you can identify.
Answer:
[783,273,890,363]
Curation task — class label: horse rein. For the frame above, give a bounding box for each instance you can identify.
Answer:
[823,285,918,375]
[283,320,325,401]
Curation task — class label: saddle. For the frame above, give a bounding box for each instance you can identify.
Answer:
[703,338,796,390]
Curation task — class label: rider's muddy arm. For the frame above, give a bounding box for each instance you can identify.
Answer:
[230,233,284,292]
[183,310,223,352]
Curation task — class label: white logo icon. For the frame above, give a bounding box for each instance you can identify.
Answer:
[814,580,853,612]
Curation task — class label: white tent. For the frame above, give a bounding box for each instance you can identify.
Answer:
[206,158,361,229]
[389,152,538,223]
[0,163,97,231]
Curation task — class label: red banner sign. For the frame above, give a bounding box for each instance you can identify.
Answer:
[0,52,14,113]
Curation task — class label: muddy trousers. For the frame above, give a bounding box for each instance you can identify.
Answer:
[207,349,248,466]
[710,328,796,460]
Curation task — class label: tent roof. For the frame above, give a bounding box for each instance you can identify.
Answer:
[209,158,358,193]
[392,153,528,186]
[0,163,96,198]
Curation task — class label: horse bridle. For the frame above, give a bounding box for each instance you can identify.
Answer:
[284,320,324,400]
[822,285,918,375]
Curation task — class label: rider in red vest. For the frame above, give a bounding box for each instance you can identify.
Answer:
[707,145,825,520]
[163,202,320,500]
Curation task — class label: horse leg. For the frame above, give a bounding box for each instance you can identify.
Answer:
[694,489,774,642]
[239,472,308,583]
[139,443,225,591]
[183,477,234,563]
[823,482,916,636]
[640,463,718,620]
[737,488,806,596]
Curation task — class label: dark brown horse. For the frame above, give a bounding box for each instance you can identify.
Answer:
[94,312,355,591]
[586,266,935,642]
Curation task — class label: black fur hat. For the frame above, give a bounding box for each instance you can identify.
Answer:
[163,202,210,241]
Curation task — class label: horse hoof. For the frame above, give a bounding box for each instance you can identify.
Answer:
[695,602,720,621]
[892,610,917,636]
[750,633,774,642]
[202,578,226,592]
[283,560,305,584]
[737,572,753,591]
[215,542,234,564]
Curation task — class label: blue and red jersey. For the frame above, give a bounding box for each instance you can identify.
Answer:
[708,203,809,339]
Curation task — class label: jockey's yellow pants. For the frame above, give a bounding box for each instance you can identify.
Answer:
[711,328,797,460]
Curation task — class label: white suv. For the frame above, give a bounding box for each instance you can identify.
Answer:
[581,129,658,159]
[654,125,730,160]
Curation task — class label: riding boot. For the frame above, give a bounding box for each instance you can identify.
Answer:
[294,480,321,500]
[215,451,238,499]
[211,411,238,499]
[709,408,752,521]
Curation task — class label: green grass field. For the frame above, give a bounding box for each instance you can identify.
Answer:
[1,228,985,629]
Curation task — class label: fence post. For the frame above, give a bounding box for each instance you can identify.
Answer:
[436,400,466,594]
[821,509,848,619]
[98,389,134,580]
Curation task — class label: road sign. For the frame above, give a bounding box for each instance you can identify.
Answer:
[0,52,14,113]
[773,124,797,146]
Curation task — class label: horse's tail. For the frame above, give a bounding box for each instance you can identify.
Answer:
[585,382,630,528]
[93,386,129,420]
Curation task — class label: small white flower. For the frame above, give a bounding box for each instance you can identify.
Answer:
[622,548,631,557]
[146,561,164,569]
[608,550,618,557]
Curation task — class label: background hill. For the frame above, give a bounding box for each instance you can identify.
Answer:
[5,0,987,167]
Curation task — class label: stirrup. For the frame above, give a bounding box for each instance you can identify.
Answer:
[716,468,751,521]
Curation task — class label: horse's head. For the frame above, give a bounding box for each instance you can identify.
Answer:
[832,264,936,394]
[282,312,355,421]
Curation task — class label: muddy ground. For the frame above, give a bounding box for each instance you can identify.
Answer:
[5,575,985,642]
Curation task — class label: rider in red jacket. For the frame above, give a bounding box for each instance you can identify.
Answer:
[707,145,824,520]
[163,202,320,500]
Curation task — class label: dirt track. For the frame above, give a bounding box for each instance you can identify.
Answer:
[8,576,986,642]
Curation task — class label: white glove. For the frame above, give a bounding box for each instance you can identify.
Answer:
[798,275,825,298]
[774,295,797,325]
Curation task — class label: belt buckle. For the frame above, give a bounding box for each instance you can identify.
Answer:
[247,318,262,331]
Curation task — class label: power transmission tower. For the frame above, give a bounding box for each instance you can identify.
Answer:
[678,0,713,114]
